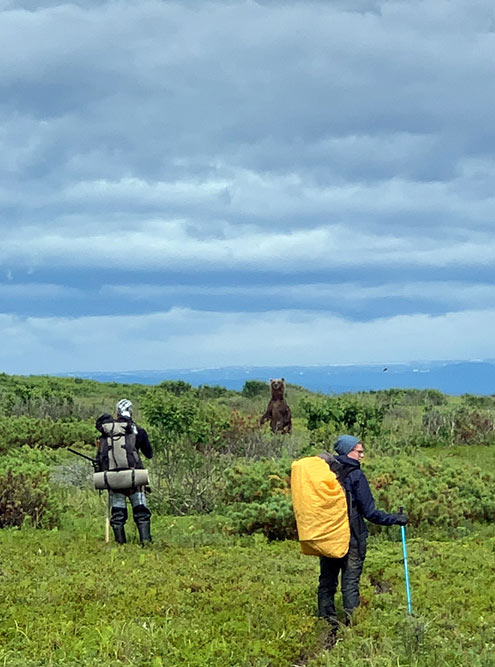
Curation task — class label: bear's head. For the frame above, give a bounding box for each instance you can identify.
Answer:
[270,378,286,399]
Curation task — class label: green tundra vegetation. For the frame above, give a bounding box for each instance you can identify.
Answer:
[0,373,495,666]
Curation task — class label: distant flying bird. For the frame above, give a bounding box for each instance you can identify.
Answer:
[383,367,388,372]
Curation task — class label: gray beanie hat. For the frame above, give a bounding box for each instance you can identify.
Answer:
[334,435,360,456]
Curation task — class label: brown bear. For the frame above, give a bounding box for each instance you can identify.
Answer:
[260,378,292,434]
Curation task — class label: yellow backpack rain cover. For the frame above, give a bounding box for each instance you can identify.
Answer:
[291,455,350,558]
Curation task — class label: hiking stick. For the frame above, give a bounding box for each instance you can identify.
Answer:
[399,506,412,615]
[105,492,111,543]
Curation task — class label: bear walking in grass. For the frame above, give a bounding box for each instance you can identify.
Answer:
[260,378,292,434]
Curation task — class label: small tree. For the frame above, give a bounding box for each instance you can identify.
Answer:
[301,395,385,438]
[141,389,230,515]
[158,380,194,396]
[242,380,269,399]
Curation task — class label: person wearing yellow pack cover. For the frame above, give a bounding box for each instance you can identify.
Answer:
[318,435,407,631]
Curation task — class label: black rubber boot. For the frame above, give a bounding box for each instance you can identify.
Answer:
[112,524,127,544]
[318,597,338,632]
[133,504,152,546]
[110,506,127,544]
[137,521,152,546]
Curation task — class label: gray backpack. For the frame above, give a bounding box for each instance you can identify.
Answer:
[97,417,143,471]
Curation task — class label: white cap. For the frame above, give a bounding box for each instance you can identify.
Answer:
[116,399,133,418]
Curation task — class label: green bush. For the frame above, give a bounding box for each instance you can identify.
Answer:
[196,384,230,399]
[376,387,447,407]
[148,441,223,516]
[365,453,495,529]
[0,444,66,474]
[306,422,340,452]
[157,380,194,396]
[226,494,296,541]
[0,416,96,453]
[422,407,495,446]
[461,394,495,408]
[301,395,385,437]
[241,380,269,399]
[220,452,495,540]
[142,390,230,451]
[0,470,63,529]
[223,410,296,459]
[221,459,296,540]
[0,383,76,419]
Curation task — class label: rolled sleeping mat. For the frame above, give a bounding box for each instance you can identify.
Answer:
[93,469,149,491]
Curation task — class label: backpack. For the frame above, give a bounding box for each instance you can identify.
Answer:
[96,415,143,472]
[290,453,351,558]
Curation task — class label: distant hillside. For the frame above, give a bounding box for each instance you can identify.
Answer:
[57,360,495,395]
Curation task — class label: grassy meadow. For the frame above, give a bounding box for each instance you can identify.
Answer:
[1,375,495,666]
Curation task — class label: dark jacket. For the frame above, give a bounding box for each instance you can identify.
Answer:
[336,454,397,547]
[134,424,153,460]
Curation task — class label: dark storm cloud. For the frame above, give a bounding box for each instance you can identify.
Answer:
[2,0,495,370]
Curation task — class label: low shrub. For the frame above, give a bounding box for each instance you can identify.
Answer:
[0,416,96,453]
[226,494,297,541]
[301,395,385,438]
[0,444,66,474]
[365,453,495,529]
[157,379,194,396]
[307,422,340,452]
[220,459,296,540]
[241,380,269,399]
[422,407,495,446]
[142,390,230,451]
[220,452,495,540]
[196,384,230,399]
[0,470,63,529]
[0,384,76,419]
[460,394,495,408]
[224,410,296,458]
[376,387,447,407]
[148,446,223,516]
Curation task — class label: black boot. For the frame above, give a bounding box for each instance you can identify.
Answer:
[137,521,152,546]
[318,596,338,631]
[112,524,127,544]
[133,504,152,546]
[110,506,127,544]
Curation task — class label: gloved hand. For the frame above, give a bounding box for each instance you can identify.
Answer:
[394,512,408,526]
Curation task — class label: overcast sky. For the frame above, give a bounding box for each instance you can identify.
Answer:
[1,0,495,374]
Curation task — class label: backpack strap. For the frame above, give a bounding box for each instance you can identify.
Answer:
[317,452,354,484]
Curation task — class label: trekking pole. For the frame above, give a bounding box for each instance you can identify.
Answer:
[105,492,111,544]
[399,506,412,615]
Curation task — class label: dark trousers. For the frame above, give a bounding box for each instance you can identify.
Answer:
[318,543,366,628]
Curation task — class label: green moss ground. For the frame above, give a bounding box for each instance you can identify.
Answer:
[1,516,494,666]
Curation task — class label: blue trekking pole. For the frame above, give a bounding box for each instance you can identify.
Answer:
[399,506,412,615]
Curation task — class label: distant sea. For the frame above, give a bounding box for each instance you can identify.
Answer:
[58,360,495,396]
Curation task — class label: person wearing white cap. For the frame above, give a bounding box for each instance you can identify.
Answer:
[96,399,153,545]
